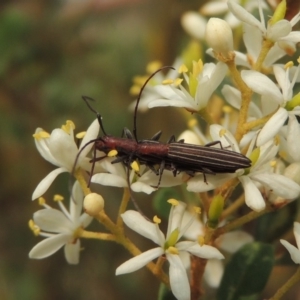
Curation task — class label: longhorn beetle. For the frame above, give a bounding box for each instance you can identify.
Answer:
[75,67,251,191]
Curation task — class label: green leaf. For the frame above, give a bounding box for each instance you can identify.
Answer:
[217,242,275,300]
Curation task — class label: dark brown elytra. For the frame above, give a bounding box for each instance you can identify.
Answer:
[75,67,251,191]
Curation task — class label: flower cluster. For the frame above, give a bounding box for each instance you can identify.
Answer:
[29,0,300,299]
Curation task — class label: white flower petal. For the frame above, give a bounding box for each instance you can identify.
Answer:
[64,239,80,264]
[217,231,253,253]
[116,247,163,275]
[182,212,204,240]
[34,128,59,166]
[280,31,300,43]
[47,129,78,170]
[148,99,197,111]
[227,0,265,32]
[241,70,283,104]
[204,259,224,288]
[121,210,164,245]
[130,181,156,194]
[177,241,224,260]
[70,181,84,221]
[91,173,128,188]
[287,115,300,161]
[239,176,266,211]
[253,173,300,199]
[167,254,191,300]
[33,209,73,233]
[78,118,100,158]
[267,20,291,41]
[29,233,70,259]
[294,222,300,250]
[243,22,262,60]
[256,108,288,146]
[167,202,186,237]
[280,239,300,264]
[187,173,235,192]
[79,213,93,228]
[32,167,68,200]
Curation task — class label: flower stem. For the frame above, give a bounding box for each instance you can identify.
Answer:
[253,39,275,71]
[226,60,252,142]
[80,230,117,241]
[94,209,170,286]
[269,266,300,300]
[117,188,131,226]
[212,204,274,239]
[74,168,91,196]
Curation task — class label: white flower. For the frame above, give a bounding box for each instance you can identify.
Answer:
[147,61,227,113]
[181,211,253,288]
[241,64,300,157]
[187,125,300,211]
[129,58,183,112]
[228,0,300,66]
[116,201,224,300]
[201,0,268,29]
[32,119,100,200]
[280,222,300,264]
[29,181,93,264]
[91,157,184,194]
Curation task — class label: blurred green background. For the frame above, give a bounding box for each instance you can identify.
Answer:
[0,0,201,299]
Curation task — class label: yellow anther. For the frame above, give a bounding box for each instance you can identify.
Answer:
[61,120,75,134]
[153,215,161,224]
[274,135,280,146]
[297,57,300,64]
[162,79,174,85]
[167,199,179,206]
[38,197,46,206]
[270,160,276,167]
[193,206,201,214]
[33,131,50,140]
[132,75,148,85]
[54,194,64,202]
[188,119,198,128]
[223,105,233,114]
[76,131,86,139]
[198,236,205,246]
[178,64,188,73]
[279,150,287,160]
[131,160,140,172]
[108,149,118,157]
[174,78,183,86]
[28,219,35,230]
[167,246,179,255]
[146,60,163,74]
[129,85,141,96]
[29,220,40,236]
[219,128,227,137]
[284,61,294,70]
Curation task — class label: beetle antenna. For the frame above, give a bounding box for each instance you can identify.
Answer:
[133,66,175,142]
[82,96,108,136]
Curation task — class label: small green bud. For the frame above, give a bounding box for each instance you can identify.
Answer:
[207,194,224,228]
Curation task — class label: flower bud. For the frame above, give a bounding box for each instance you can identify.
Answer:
[181,12,206,39]
[84,193,104,216]
[205,18,234,59]
[208,194,224,228]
